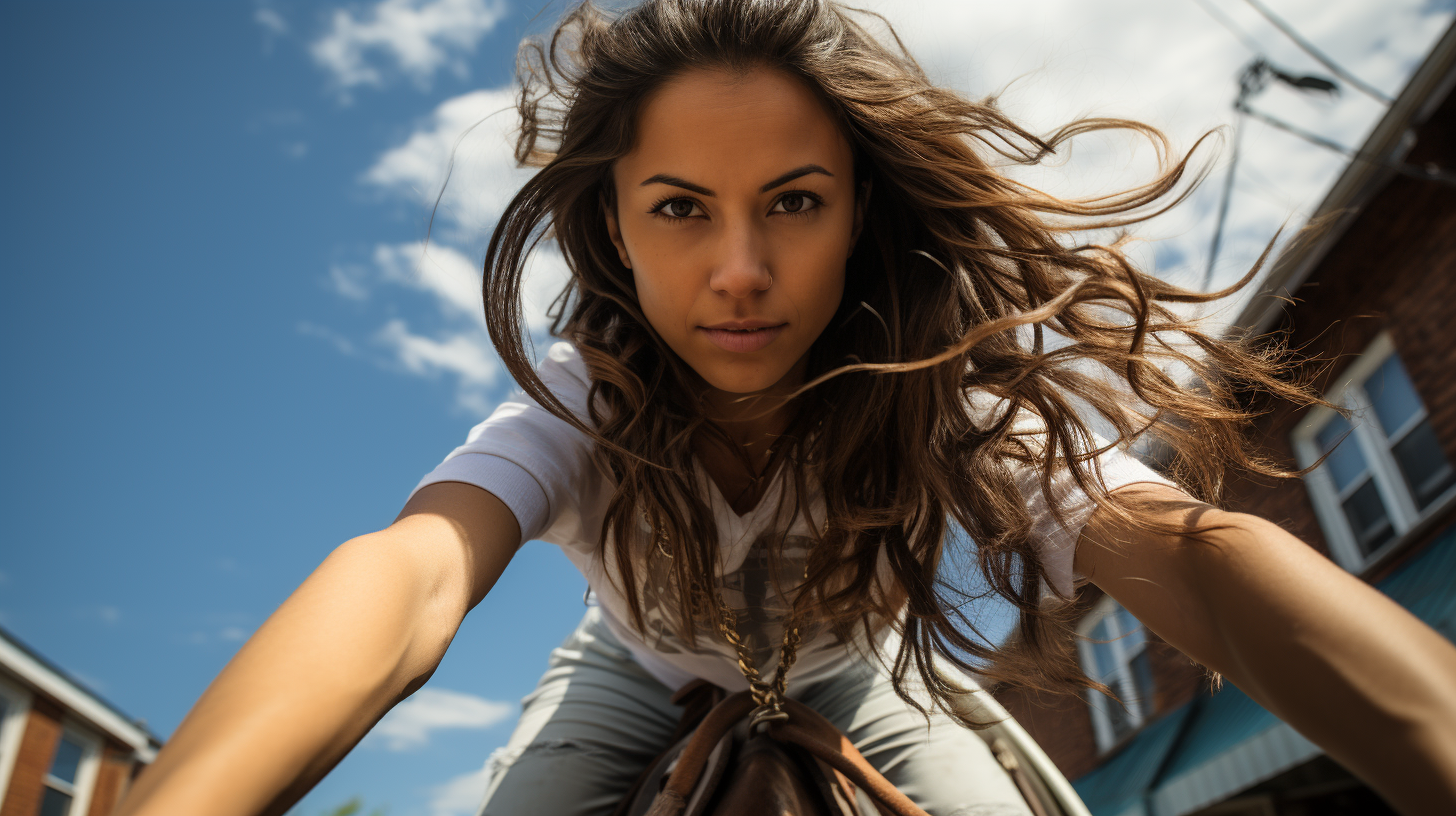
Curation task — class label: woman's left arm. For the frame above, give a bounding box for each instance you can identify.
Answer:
[1075,483,1456,816]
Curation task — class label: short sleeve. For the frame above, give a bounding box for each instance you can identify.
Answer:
[967,393,1178,602]
[1014,441,1176,602]
[410,342,596,544]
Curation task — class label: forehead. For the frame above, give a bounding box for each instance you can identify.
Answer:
[617,66,854,186]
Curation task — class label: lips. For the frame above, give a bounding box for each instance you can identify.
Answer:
[699,322,787,353]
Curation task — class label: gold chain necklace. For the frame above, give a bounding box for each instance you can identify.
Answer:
[646,517,814,729]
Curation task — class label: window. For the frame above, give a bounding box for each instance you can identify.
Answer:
[1291,334,1456,572]
[1078,597,1155,751]
[37,726,100,816]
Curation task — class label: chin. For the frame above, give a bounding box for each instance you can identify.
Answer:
[694,361,794,395]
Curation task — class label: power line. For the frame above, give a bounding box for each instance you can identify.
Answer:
[1204,111,1246,289]
[1240,0,1394,104]
[1235,100,1456,186]
[1202,86,1455,291]
[1187,1,1440,290]
[1187,0,1265,56]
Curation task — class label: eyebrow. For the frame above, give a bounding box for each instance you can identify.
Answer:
[638,164,835,196]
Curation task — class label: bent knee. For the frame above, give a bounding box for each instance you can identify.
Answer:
[478,738,652,816]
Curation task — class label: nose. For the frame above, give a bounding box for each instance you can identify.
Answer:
[708,220,773,298]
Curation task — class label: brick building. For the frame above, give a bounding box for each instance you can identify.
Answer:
[0,628,158,816]
[990,21,1456,816]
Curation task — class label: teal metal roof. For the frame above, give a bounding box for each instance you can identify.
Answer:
[1072,705,1195,816]
[1072,525,1456,816]
[1376,524,1456,640]
[1154,683,1270,781]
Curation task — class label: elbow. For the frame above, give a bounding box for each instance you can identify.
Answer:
[326,531,466,687]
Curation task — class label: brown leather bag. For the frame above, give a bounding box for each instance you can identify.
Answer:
[613,681,935,816]
[613,678,1068,816]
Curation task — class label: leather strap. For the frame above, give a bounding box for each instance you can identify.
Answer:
[768,698,931,816]
[646,691,933,816]
[649,693,757,814]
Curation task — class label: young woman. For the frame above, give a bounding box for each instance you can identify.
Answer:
[116,1,1456,815]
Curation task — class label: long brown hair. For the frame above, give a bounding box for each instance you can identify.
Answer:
[480,0,1312,724]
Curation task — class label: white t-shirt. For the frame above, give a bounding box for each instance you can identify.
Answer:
[412,342,1172,692]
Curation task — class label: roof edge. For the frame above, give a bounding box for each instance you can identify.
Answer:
[0,626,160,760]
[1230,19,1456,336]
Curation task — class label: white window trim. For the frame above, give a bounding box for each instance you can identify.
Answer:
[1290,333,1456,572]
[1077,595,1152,752]
[0,674,33,807]
[42,723,103,816]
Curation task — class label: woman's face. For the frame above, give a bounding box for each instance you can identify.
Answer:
[606,66,865,397]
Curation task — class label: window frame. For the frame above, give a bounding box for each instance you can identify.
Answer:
[0,674,32,807]
[39,722,102,816]
[1290,333,1456,572]
[1077,595,1155,752]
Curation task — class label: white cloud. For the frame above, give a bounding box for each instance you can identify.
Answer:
[311,0,507,97]
[317,238,567,411]
[363,86,531,240]
[854,0,1452,311]
[427,763,493,816]
[520,245,572,335]
[327,264,373,301]
[325,85,569,410]
[373,242,485,324]
[324,244,495,383]
[254,6,289,36]
[370,687,513,752]
[378,318,498,388]
[298,321,358,356]
[220,627,249,642]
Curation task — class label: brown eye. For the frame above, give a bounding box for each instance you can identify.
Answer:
[669,199,695,218]
[771,193,819,216]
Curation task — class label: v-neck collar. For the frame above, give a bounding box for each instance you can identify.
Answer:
[695,457,785,540]
[688,458,828,578]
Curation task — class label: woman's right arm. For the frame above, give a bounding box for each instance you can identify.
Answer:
[114,481,522,816]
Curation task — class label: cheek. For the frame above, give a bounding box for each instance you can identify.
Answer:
[631,270,662,325]
[632,265,689,334]
[791,238,849,316]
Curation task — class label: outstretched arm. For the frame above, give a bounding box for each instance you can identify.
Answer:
[114,482,520,816]
[1076,484,1456,816]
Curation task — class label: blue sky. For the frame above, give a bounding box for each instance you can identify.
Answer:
[1,1,1453,815]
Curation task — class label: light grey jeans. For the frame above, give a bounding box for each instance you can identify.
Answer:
[476,607,1033,816]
